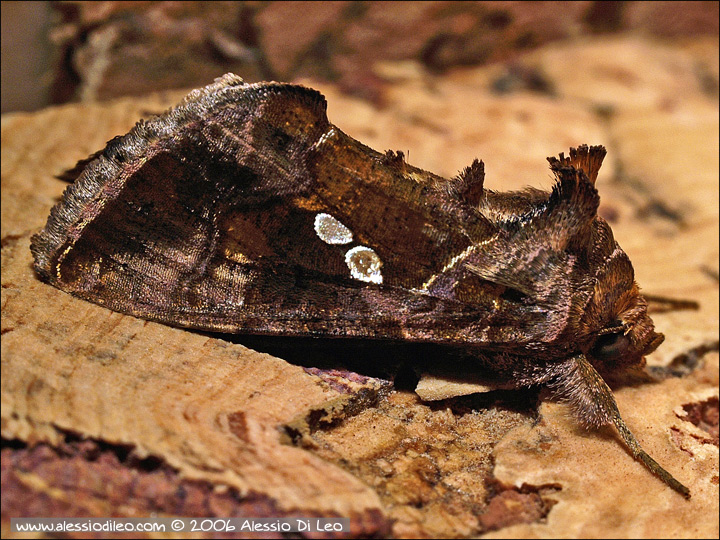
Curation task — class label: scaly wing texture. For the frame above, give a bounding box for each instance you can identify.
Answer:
[30,75,609,354]
[32,76,497,343]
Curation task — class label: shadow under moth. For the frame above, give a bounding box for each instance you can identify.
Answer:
[31,74,690,498]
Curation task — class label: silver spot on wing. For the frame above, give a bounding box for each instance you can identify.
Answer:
[345,246,383,284]
[314,213,353,245]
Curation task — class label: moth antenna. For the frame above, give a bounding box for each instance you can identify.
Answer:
[643,294,700,313]
[596,324,626,336]
[555,354,690,498]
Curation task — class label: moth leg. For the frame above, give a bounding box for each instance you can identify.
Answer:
[559,354,690,498]
[644,294,699,313]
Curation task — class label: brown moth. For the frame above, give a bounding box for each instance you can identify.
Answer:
[31,74,689,497]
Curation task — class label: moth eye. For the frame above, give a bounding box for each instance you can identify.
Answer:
[591,332,631,360]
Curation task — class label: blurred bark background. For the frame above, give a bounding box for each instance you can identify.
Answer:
[2,1,718,112]
[2,1,718,538]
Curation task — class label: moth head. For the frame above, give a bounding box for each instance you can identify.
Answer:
[588,296,665,373]
[581,221,664,371]
[543,147,664,371]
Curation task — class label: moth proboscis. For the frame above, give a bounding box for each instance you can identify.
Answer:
[31,74,691,498]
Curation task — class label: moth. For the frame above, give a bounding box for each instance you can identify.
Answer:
[31,74,689,497]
